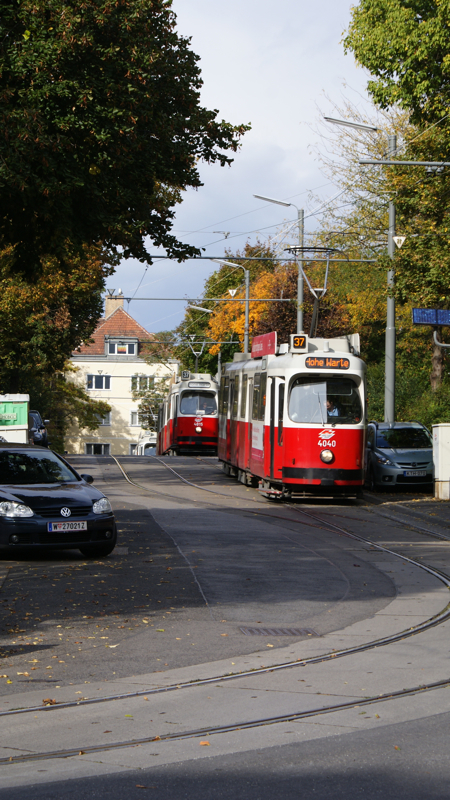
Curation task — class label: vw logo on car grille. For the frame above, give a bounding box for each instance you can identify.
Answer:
[60,507,71,517]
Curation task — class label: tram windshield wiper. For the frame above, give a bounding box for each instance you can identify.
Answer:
[317,393,325,425]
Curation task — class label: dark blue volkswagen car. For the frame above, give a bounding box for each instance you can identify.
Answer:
[0,445,116,557]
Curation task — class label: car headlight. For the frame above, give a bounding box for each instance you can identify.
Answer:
[0,502,34,518]
[93,497,112,515]
[376,455,394,466]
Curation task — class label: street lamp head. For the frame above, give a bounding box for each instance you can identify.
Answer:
[253,194,292,207]
[186,305,213,314]
[323,116,379,133]
[211,258,247,273]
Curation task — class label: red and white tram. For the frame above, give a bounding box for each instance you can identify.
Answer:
[157,372,219,456]
[218,332,366,498]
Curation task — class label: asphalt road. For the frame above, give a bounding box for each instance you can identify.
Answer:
[1,455,450,798]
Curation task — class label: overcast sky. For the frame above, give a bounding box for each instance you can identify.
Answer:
[110,0,371,333]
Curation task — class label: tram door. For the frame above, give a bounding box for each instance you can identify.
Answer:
[230,374,239,465]
[172,394,179,445]
[246,377,253,470]
[268,377,285,479]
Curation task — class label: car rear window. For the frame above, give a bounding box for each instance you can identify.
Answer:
[0,450,77,485]
[376,428,432,449]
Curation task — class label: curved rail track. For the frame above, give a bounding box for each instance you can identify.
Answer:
[2,454,450,765]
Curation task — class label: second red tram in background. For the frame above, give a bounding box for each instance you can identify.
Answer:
[157,372,219,456]
[218,332,366,498]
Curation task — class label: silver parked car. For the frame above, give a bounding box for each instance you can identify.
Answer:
[366,421,434,491]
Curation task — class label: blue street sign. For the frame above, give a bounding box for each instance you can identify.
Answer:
[412,308,450,326]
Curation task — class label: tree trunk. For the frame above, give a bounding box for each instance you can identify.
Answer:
[431,327,444,392]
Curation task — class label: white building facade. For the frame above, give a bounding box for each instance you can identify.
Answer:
[65,293,178,455]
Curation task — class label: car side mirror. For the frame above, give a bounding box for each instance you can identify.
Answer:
[80,474,94,484]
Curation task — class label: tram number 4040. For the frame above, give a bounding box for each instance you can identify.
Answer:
[318,439,336,447]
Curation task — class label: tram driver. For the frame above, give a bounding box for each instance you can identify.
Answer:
[326,398,340,418]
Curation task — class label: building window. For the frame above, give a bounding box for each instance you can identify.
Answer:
[129,444,137,455]
[108,342,136,355]
[130,411,143,426]
[85,443,110,455]
[87,374,111,390]
[96,412,111,426]
[131,375,155,392]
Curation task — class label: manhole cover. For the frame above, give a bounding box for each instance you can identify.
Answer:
[239,627,319,637]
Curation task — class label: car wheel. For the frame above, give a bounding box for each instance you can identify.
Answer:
[79,538,116,558]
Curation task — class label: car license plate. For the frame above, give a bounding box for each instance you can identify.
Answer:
[403,470,426,477]
[47,521,87,532]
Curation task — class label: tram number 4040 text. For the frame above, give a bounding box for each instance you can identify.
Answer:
[318,439,336,447]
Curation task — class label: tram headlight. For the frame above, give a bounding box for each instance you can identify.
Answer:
[195,426,202,433]
[320,449,335,464]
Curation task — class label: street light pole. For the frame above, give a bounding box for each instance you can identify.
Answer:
[253,194,304,332]
[297,207,304,333]
[212,259,250,353]
[324,116,397,423]
[385,134,397,423]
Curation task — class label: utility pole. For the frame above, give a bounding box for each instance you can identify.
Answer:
[297,207,304,333]
[385,134,396,424]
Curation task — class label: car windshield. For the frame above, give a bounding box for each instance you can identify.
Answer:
[376,428,432,449]
[0,450,77,485]
[288,377,362,424]
[180,391,217,415]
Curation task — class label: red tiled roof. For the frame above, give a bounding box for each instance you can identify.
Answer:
[74,307,154,356]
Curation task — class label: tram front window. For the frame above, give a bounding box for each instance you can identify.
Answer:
[180,391,217,415]
[288,378,362,424]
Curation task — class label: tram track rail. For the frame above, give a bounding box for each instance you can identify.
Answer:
[2,677,450,765]
[3,455,450,766]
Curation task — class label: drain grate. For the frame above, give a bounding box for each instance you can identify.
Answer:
[239,627,319,637]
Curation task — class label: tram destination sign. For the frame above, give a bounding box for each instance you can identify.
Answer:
[305,356,350,370]
[412,308,450,326]
[251,331,277,358]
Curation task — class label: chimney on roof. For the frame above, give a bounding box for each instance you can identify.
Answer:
[105,289,124,318]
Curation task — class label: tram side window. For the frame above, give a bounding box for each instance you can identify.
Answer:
[241,374,248,418]
[252,373,260,420]
[258,372,267,421]
[288,377,362,424]
[219,377,229,416]
[232,375,240,419]
[278,383,285,444]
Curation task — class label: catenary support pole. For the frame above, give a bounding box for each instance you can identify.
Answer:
[244,268,250,354]
[385,134,396,423]
[297,208,304,333]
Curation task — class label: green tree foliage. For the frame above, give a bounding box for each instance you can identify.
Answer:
[0,243,113,392]
[310,100,450,397]
[30,368,111,453]
[0,0,249,276]
[344,0,450,124]
[131,372,172,430]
